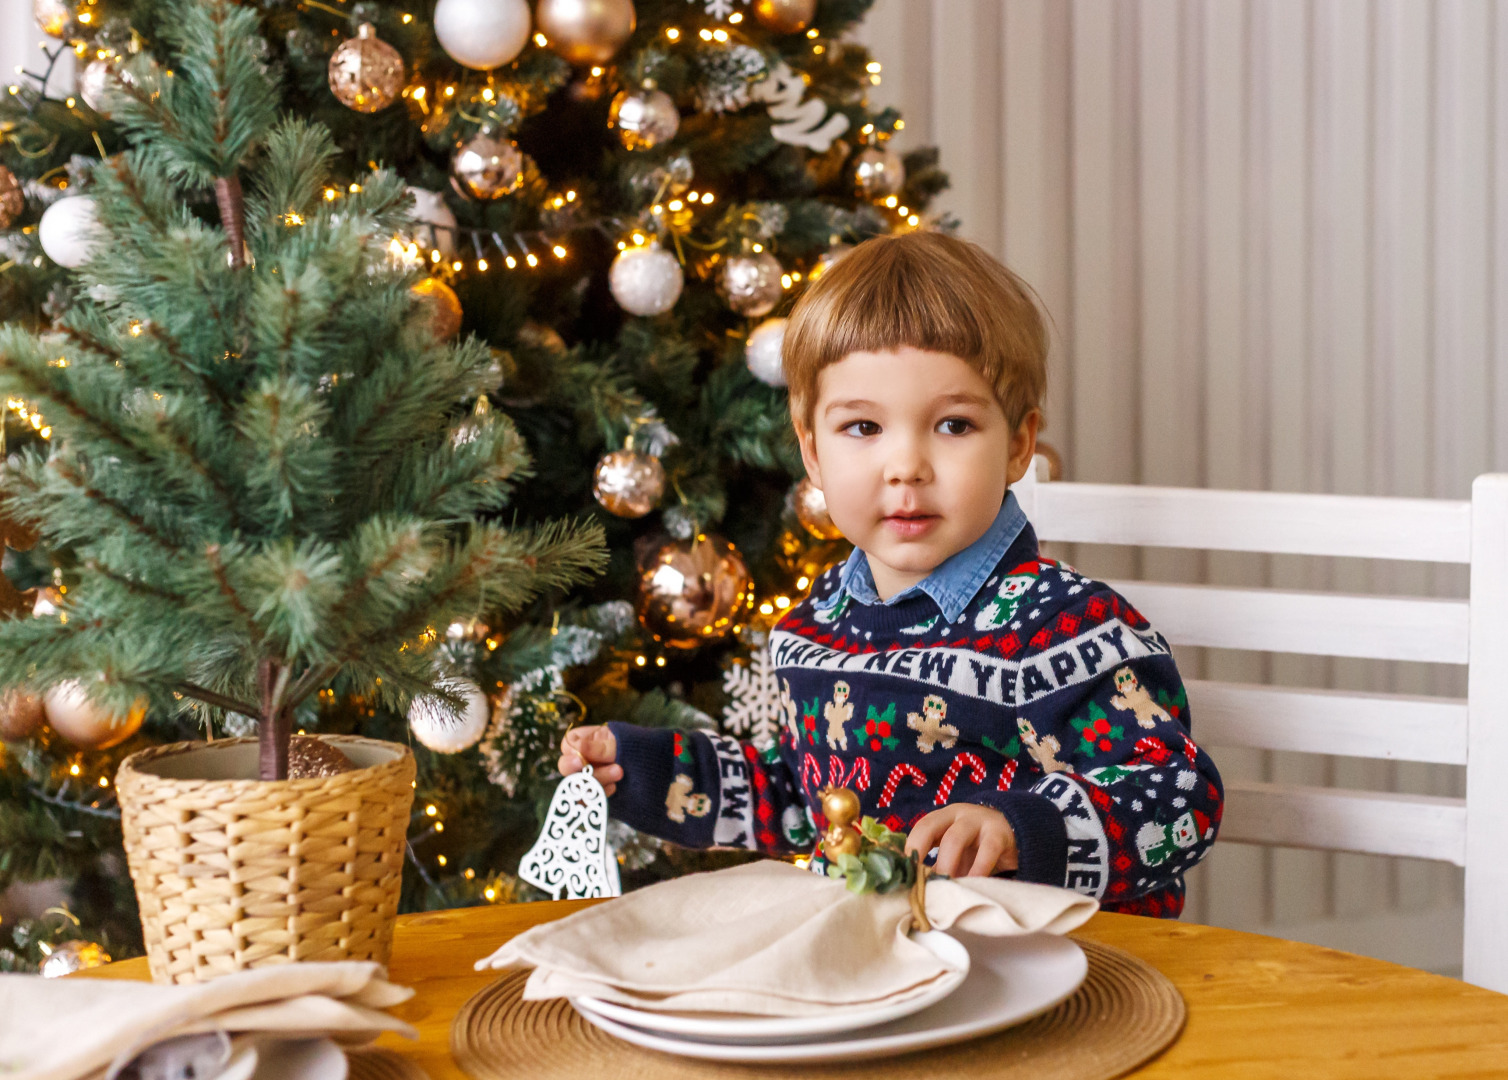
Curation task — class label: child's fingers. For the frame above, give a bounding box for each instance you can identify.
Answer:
[932,819,982,878]
[966,831,1009,877]
[562,724,617,764]
[903,807,956,861]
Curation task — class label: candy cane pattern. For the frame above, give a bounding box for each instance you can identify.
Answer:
[1133,736,1171,762]
[935,752,988,805]
[997,758,1019,791]
[828,755,872,792]
[878,762,926,807]
[1182,734,1201,765]
[801,752,824,799]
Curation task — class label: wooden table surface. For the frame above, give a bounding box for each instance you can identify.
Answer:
[87,901,1508,1078]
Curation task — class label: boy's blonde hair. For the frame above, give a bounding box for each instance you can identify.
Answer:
[782,231,1047,433]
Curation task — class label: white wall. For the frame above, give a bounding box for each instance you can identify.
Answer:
[856,0,1507,974]
[2,0,61,96]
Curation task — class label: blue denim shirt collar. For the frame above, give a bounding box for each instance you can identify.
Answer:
[817,490,1029,624]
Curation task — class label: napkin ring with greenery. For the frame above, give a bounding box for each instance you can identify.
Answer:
[819,785,933,932]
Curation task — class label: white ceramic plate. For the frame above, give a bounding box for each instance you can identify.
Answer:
[572,930,969,1045]
[571,931,1087,1064]
[246,1038,347,1080]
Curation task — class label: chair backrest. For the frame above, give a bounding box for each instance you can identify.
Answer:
[1014,456,1508,991]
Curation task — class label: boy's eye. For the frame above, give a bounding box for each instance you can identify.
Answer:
[841,420,880,437]
[938,417,973,436]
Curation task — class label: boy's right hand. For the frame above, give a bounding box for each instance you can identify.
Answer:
[558,725,623,795]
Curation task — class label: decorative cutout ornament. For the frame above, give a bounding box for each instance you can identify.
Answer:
[745,317,786,386]
[328,23,405,113]
[793,477,841,540]
[0,166,23,231]
[593,448,665,518]
[751,61,850,152]
[518,763,622,900]
[434,0,531,70]
[451,131,525,201]
[536,0,636,66]
[719,249,783,318]
[637,533,753,649]
[609,83,680,151]
[609,241,683,316]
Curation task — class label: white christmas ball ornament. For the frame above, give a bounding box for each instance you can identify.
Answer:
[434,0,532,70]
[746,317,787,386]
[43,680,145,749]
[609,242,683,316]
[38,196,101,269]
[408,676,491,753]
[406,186,457,257]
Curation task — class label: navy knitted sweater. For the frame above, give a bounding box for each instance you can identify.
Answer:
[607,521,1224,916]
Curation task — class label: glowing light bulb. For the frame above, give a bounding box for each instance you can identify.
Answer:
[477,258,489,271]
[666,27,680,40]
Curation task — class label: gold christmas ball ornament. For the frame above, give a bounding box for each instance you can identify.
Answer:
[33,0,70,38]
[852,144,906,200]
[39,939,112,978]
[637,533,753,649]
[793,477,842,540]
[411,277,464,341]
[433,0,531,70]
[286,735,355,779]
[609,83,679,151]
[719,249,784,318]
[42,680,146,750]
[609,241,683,316]
[408,676,491,753]
[0,689,46,742]
[329,23,406,113]
[754,0,817,34]
[820,785,861,827]
[0,166,24,231]
[451,130,525,201]
[593,448,665,518]
[536,0,636,66]
[822,824,861,860]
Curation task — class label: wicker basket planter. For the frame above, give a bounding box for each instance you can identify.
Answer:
[116,735,415,985]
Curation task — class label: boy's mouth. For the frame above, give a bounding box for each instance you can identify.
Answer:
[882,511,940,539]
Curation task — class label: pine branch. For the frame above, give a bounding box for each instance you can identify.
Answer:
[177,681,256,716]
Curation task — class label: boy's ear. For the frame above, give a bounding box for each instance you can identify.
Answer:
[1006,409,1042,486]
[795,422,824,491]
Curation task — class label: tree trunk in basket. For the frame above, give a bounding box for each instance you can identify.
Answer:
[257,657,291,781]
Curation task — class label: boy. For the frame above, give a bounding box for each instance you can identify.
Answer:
[561,232,1222,915]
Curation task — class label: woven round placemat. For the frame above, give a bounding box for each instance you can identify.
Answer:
[450,939,1184,1080]
[346,1047,430,1080]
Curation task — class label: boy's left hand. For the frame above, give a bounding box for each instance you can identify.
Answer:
[904,804,1019,877]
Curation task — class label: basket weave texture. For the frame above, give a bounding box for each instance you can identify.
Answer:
[117,735,415,985]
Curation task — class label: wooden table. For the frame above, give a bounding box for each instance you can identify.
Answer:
[87,902,1508,1078]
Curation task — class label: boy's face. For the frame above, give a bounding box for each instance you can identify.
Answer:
[796,346,1039,601]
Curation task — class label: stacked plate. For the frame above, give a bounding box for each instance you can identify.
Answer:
[569,931,1088,1064]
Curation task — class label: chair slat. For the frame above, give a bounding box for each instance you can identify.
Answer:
[1219,781,1467,865]
[1028,481,1472,563]
[1107,580,1469,664]
[1187,679,1468,765]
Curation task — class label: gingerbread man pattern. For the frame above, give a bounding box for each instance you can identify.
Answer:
[823,680,853,750]
[906,693,960,753]
[1018,716,1070,774]
[664,774,711,823]
[1109,667,1172,730]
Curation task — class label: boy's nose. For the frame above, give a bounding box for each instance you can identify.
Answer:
[883,439,932,485]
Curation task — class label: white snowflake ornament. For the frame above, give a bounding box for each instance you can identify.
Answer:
[519,764,622,900]
[693,0,749,18]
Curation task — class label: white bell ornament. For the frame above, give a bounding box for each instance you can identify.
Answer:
[518,763,622,900]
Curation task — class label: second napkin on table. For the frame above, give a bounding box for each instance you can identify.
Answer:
[475,860,1097,1017]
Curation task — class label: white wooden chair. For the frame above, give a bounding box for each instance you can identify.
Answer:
[1013,456,1508,992]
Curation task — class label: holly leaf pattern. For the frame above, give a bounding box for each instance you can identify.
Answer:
[851,701,901,752]
[982,732,1021,757]
[673,731,694,764]
[1156,685,1188,721]
[1070,702,1124,755]
[800,697,821,745]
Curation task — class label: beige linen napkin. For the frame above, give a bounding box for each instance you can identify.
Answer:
[475,860,1097,1017]
[0,961,416,1080]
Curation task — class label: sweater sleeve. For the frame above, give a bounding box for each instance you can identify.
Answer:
[966,611,1223,907]
[604,722,811,854]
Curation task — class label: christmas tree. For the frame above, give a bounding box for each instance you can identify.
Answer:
[0,0,949,970]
